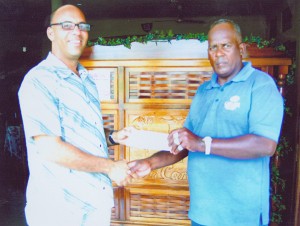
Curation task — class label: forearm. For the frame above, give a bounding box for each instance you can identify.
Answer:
[210,134,277,159]
[148,149,188,170]
[34,135,113,174]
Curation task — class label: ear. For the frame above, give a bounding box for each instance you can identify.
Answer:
[239,43,247,58]
[47,27,54,42]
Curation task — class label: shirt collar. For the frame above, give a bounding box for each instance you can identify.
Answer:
[207,62,255,89]
[46,52,89,80]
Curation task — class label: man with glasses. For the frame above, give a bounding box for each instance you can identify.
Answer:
[18,4,131,226]
[128,19,284,226]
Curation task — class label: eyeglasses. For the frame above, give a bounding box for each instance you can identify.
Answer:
[50,22,91,32]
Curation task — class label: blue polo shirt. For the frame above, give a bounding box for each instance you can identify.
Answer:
[184,62,283,226]
[18,53,113,218]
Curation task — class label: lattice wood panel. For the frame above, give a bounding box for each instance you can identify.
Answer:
[128,70,212,100]
[130,194,189,219]
[126,187,190,225]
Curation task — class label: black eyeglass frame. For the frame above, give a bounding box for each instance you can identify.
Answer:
[49,22,91,31]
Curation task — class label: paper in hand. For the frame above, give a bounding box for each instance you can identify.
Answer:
[123,128,171,151]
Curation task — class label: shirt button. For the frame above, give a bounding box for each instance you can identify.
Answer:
[99,144,102,148]
[215,99,219,102]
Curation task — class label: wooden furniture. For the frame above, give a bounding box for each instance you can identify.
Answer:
[80,40,291,226]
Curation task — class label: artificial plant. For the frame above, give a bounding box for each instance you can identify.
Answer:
[88,30,286,52]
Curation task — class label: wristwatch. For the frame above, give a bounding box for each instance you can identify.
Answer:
[109,130,119,145]
[203,136,212,155]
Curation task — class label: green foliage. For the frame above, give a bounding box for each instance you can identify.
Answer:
[88,31,285,51]
[282,60,296,118]
[286,61,296,86]
[270,62,295,223]
[88,30,208,48]
[271,194,287,223]
[284,102,292,117]
[270,136,293,223]
[243,35,274,48]
[275,136,293,157]
[270,61,295,223]
[243,35,286,51]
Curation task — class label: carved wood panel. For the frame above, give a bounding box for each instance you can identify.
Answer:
[125,109,188,185]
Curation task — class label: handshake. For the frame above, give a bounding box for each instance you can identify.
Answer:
[106,126,198,186]
[107,126,156,187]
[107,158,151,187]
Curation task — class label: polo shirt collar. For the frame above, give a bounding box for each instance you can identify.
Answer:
[207,62,254,89]
[46,52,89,80]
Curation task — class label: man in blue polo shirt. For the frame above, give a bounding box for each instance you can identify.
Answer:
[128,19,284,226]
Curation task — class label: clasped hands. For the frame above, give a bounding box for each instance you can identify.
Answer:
[107,127,152,186]
[109,127,201,186]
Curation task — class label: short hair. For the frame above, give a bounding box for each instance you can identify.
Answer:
[209,19,242,42]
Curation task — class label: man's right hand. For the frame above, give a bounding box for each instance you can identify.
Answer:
[108,160,132,186]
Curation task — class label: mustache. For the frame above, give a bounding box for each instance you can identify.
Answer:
[215,60,228,65]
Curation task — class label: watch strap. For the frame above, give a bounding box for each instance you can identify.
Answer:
[203,136,212,155]
[109,130,119,145]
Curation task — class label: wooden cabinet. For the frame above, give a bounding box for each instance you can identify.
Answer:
[80,41,291,226]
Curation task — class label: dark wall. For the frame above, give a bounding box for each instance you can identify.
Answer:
[0,2,51,145]
[1,3,50,113]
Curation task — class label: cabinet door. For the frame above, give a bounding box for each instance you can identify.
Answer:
[95,65,213,225]
[125,67,212,104]
[87,67,118,103]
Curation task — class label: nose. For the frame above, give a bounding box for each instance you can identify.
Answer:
[72,25,81,34]
[215,46,225,56]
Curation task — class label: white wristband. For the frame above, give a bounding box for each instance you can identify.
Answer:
[203,136,212,155]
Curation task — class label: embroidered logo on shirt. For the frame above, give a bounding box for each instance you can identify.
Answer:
[224,95,240,111]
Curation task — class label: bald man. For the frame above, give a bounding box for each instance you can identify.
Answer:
[19,5,131,226]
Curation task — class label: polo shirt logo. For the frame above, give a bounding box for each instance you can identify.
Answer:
[224,95,240,111]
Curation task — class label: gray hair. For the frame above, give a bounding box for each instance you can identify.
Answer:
[209,19,242,42]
